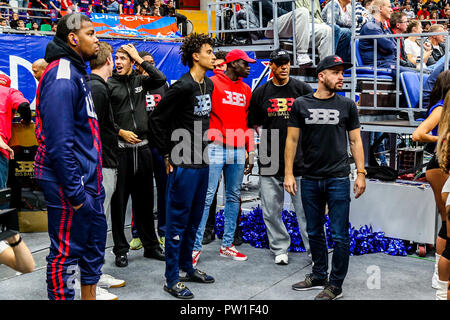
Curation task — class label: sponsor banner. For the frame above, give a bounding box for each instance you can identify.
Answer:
[91,13,182,38]
[0,34,271,109]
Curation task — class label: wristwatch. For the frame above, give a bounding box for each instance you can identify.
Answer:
[357,169,367,176]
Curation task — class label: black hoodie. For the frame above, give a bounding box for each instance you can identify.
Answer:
[88,73,118,169]
[107,62,166,141]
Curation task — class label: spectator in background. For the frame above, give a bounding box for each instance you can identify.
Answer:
[29,0,48,25]
[139,0,150,14]
[32,58,48,81]
[262,0,332,66]
[61,0,76,14]
[151,0,164,16]
[107,0,119,13]
[321,0,353,62]
[9,12,20,29]
[48,0,61,23]
[139,7,147,15]
[77,0,93,14]
[427,23,446,67]
[417,3,430,19]
[404,20,433,69]
[163,0,175,16]
[31,21,39,31]
[403,3,415,19]
[91,0,106,12]
[0,18,8,29]
[16,19,28,30]
[152,6,161,16]
[51,21,57,31]
[355,0,374,33]
[389,11,417,69]
[120,0,137,14]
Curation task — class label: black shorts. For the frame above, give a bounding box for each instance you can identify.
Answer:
[426,154,440,171]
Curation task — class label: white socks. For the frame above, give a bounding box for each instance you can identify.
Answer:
[432,253,441,289]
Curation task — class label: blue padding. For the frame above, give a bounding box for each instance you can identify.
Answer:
[400,72,430,108]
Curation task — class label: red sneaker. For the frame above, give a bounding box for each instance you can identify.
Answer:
[192,250,201,267]
[219,245,248,261]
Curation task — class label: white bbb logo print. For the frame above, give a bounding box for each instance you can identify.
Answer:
[194,95,212,116]
[222,90,246,107]
[305,109,339,125]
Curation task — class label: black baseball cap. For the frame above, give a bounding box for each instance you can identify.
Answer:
[316,55,352,74]
[270,49,290,64]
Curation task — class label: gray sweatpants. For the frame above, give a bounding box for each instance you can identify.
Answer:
[102,167,118,227]
[260,176,310,256]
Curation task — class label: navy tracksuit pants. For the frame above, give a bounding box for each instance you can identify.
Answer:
[165,166,209,288]
[38,180,107,300]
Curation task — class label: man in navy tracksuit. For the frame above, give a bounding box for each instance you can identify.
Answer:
[34,14,105,300]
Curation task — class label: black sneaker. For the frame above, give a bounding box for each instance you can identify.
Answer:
[179,269,215,283]
[314,285,343,300]
[115,254,128,268]
[163,282,194,299]
[202,230,215,245]
[292,273,328,291]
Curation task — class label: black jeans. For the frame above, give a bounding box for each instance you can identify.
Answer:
[111,144,158,256]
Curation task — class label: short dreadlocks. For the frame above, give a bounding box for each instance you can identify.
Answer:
[180,33,214,68]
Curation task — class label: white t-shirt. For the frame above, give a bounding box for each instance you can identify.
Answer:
[404,38,421,60]
[0,241,8,255]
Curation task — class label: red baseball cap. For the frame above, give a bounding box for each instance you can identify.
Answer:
[0,74,11,88]
[224,49,256,64]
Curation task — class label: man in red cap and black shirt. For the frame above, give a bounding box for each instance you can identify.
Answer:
[191,49,255,266]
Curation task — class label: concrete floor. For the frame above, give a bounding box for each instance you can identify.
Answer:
[0,174,439,301]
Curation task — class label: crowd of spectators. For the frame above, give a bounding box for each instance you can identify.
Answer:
[0,0,180,32]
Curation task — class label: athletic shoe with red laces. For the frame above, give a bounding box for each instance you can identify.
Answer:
[192,250,201,267]
[219,245,248,261]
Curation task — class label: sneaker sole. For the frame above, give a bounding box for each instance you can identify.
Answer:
[275,260,288,265]
[109,281,126,288]
[130,246,142,250]
[163,286,194,300]
[219,253,248,261]
[332,293,344,300]
[292,285,326,291]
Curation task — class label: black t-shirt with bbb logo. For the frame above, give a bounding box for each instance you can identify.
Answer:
[248,78,313,177]
[288,92,360,179]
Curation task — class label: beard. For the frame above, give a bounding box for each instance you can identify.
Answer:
[323,77,343,92]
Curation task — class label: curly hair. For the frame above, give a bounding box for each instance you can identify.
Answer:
[180,33,214,68]
[437,91,450,173]
[214,50,228,61]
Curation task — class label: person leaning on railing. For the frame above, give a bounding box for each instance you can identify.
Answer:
[389,10,418,69]
[426,23,446,66]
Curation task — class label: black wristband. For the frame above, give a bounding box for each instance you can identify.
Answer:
[9,235,22,248]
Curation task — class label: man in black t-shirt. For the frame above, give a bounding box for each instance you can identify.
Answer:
[248,49,313,266]
[284,55,366,300]
[149,33,216,300]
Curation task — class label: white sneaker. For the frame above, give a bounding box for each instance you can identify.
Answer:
[435,279,448,300]
[297,53,313,66]
[98,273,126,288]
[275,253,288,265]
[96,287,118,300]
[192,250,201,267]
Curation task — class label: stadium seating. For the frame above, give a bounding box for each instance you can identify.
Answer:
[400,71,430,109]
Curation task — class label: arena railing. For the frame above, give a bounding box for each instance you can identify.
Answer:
[0,5,53,23]
[349,1,449,126]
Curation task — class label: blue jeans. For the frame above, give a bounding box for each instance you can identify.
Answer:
[193,144,245,250]
[301,177,351,288]
[0,155,8,189]
[334,25,351,62]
